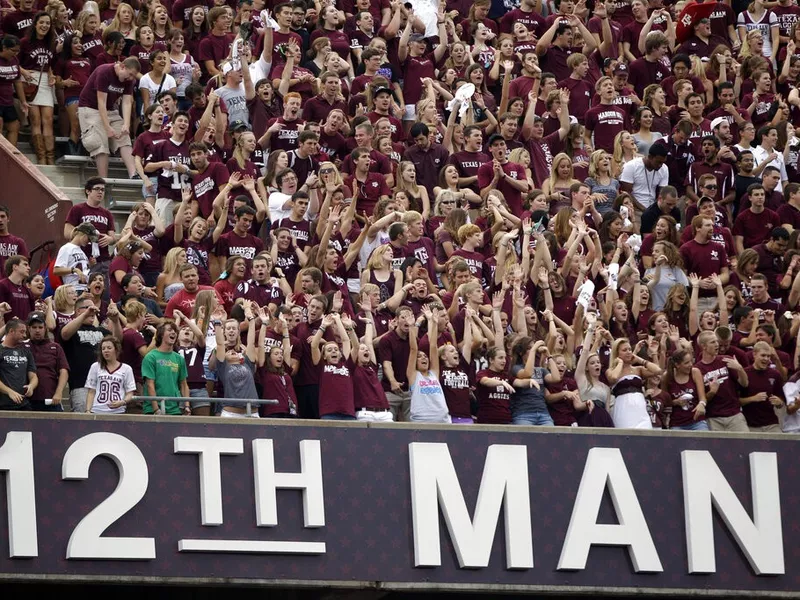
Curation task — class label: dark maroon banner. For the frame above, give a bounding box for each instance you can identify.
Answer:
[0,416,797,596]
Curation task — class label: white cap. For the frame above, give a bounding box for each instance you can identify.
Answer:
[710,116,728,131]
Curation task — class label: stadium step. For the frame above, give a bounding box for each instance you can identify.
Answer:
[16,137,145,228]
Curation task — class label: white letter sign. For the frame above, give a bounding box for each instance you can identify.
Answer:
[409,442,533,569]
[558,447,662,572]
[682,450,784,575]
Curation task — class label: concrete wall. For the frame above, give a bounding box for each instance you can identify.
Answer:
[0,136,72,268]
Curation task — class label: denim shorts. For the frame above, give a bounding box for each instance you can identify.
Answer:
[142,175,158,198]
[65,97,79,107]
[672,420,709,431]
[189,387,210,409]
[512,411,555,426]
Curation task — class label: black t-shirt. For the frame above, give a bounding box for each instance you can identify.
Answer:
[61,325,110,389]
[0,345,36,409]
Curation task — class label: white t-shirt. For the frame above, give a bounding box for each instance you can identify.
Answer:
[139,73,177,108]
[86,362,137,414]
[268,191,293,222]
[619,157,668,209]
[54,241,89,291]
[752,144,788,192]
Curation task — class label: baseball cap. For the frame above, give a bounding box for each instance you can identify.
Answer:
[373,85,392,97]
[73,222,99,241]
[613,63,628,76]
[409,33,425,43]
[710,116,728,130]
[27,311,46,325]
[229,120,250,132]
[487,133,506,146]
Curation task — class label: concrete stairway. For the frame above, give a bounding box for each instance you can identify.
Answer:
[18,133,143,226]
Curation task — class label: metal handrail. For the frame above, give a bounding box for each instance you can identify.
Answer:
[132,396,279,417]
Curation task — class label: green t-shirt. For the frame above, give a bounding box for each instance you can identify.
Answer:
[141,349,188,415]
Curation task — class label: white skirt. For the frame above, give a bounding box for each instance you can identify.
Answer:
[28,71,55,107]
[611,392,652,429]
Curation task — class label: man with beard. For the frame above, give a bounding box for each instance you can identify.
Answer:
[146,111,193,225]
[61,298,122,412]
[25,311,68,412]
[0,318,36,411]
[142,321,191,415]
[261,92,305,153]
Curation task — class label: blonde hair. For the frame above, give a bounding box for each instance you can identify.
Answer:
[548,152,575,188]
[124,300,148,322]
[53,284,76,313]
[162,246,186,277]
[105,2,136,35]
[395,161,421,196]
[588,149,609,178]
[366,244,394,270]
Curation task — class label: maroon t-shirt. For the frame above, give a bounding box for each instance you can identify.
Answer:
[742,366,783,427]
[0,56,20,106]
[174,344,204,388]
[679,239,728,296]
[695,355,742,418]
[65,202,116,262]
[732,208,780,249]
[527,131,562,188]
[584,104,627,153]
[215,231,264,272]
[150,137,192,202]
[318,129,348,162]
[25,339,69,405]
[378,329,410,392]
[197,32,234,76]
[401,51,436,105]
[78,63,135,110]
[352,362,390,411]
[475,368,512,424]
[191,161,229,218]
[0,278,34,321]
[264,116,305,153]
[627,57,670,98]
[317,358,356,417]
[257,368,297,416]
[449,150,490,195]
[343,172,390,216]
[132,129,168,161]
[0,233,28,276]
[665,376,705,429]
[476,160,527,215]
[121,327,146,382]
[440,364,472,419]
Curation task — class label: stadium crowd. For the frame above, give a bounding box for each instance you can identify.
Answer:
[0,0,798,432]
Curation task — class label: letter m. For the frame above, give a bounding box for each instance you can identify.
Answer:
[409,442,532,569]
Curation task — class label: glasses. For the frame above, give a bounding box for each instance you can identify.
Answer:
[319,168,333,174]
[704,185,718,190]
[440,200,455,205]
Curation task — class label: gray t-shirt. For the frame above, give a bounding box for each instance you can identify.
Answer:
[0,345,36,409]
[216,86,249,128]
[215,356,258,404]
[510,364,548,416]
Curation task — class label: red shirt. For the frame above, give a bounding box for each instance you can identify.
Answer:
[732,208,780,249]
[694,355,743,418]
[78,63,135,110]
[584,104,627,153]
[742,366,784,427]
[475,368,512,424]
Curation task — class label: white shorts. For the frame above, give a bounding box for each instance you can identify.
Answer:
[155,197,176,226]
[220,408,260,418]
[355,408,394,422]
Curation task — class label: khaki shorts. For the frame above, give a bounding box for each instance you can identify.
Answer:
[78,106,131,157]
[707,412,750,433]
[749,423,783,433]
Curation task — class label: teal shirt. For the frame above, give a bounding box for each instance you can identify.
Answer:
[141,349,188,415]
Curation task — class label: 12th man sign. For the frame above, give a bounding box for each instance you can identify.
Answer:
[0,415,797,596]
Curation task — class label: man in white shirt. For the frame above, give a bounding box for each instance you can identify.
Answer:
[53,223,98,292]
[619,144,669,209]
